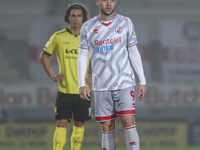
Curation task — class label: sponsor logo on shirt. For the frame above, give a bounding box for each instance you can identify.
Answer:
[65,49,78,59]
[66,49,78,54]
[93,29,98,34]
[94,37,121,52]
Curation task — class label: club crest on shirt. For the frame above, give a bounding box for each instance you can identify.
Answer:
[132,26,136,35]
[115,26,123,34]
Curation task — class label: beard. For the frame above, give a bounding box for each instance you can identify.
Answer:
[101,8,115,16]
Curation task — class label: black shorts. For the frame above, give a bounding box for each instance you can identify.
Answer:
[55,91,92,122]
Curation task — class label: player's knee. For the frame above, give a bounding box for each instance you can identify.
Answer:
[121,115,135,128]
[122,118,135,128]
[74,121,84,127]
[57,119,68,128]
[101,120,115,131]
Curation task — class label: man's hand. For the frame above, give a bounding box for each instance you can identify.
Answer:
[52,74,64,83]
[138,84,146,101]
[79,86,90,101]
[85,74,92,87]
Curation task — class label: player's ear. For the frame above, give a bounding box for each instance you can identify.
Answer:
[96,0,100,5]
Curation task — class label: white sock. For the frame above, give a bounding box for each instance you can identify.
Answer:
[102,130,116,150]
[123,125,139,150]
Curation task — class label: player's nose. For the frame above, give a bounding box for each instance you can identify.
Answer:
[107,0,111,6]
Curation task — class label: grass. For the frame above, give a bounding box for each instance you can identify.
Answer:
[0,146,200,150]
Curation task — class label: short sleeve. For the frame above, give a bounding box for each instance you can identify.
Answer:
[79,23,89,50]
[43,33,57,55]
[127,18,138,47]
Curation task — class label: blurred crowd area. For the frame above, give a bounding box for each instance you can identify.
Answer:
[0,0,200,147]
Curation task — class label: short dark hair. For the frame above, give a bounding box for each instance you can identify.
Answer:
[63,3,90,24]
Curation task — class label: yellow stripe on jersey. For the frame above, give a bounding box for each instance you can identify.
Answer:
[43,29,90,94]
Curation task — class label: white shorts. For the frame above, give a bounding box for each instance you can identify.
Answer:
[93,86,136,122]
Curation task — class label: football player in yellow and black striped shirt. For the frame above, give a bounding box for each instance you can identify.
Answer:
[39,3,92,150]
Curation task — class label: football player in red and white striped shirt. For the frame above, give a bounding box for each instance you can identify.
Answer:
[78,1,146,150]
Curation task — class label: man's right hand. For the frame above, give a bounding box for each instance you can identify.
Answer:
[79,86,90,101]
[52,74,64,83]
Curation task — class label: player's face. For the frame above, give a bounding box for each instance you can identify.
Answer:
[97,0,117,16]
[69,9,84,29]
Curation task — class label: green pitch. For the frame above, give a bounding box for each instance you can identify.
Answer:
[0,146,200,150]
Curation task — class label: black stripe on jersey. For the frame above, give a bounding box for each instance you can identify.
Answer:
[43,50,51,56]
[66,28,73,34]
[66,28,79,37]
[55,29,68,35]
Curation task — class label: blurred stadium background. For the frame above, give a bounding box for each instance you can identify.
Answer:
[0,0,200,149]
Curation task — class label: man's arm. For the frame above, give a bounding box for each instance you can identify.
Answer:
[128,45,146,101]
[39,51,64,82]
[85,61,92,87]
[77,48,90,100]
